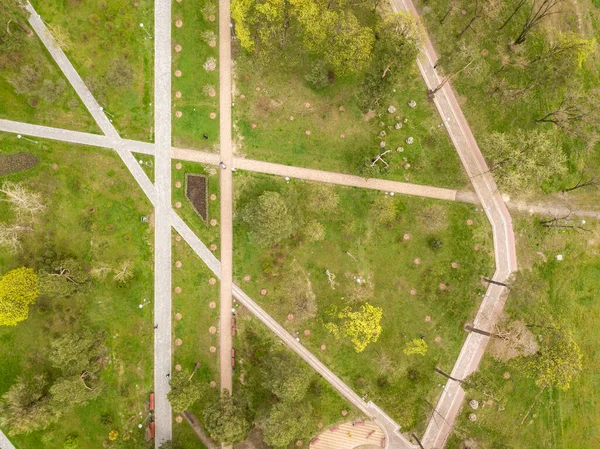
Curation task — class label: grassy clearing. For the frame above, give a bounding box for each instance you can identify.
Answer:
[232,171,493,431]
[172,0,219,149]
[172,159,220,245]
[171,237,220,447]
[447,213,600,449]
[30,0,154,141]
[0,21,97,132]
[233,52,468,189]
[0,134,153,448]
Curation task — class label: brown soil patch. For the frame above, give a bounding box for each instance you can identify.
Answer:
[466,219,474,226]
[243,275,251,281]
[413,257,421,265]
[208,14,215,21]
[290,115,294,121]
[474,245,480,251]
[209,278,216,285]
[175,261,182,268]
[210,112,216,119]
[503,372,511,379]
[451,262,459,268]
[303,329,311,336]
[435,336,442,343]
[176,416,183,423]
[210,219,217,226]
[175,338,183,346]
[209,326,216,334]
[341,410,348,416]
[210,194,217,201]
[185,173,209,222]
[0,153,40,176]
[175,70,182,77]
[260,288,267,296]
[175,201,182,208]
[175,111,182,118]
[175,20,183,27]
[176,162,182,169]
[439,283,447,291]
[175,181,182,188]
[175,91,182,99]
[210,244,217,251]
[410,289,417,295]
[403,233,411,240]
[209,301,216,309]
[209,346,216,353]
[175,235,182,242]
[304,102,311,108]
[175,287,182,294]
[287,314,295,321]
[425,315,431,322]
[363,110,376,121]
[51,163,58,170]
[305,130,311,135]
[174,44,182,52]
[210,381,217,388]
[175,313,182,320]
[320,344,326,350]
[175,364,182,371]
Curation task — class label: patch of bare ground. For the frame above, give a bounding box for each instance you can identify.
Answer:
[185,173,209,222]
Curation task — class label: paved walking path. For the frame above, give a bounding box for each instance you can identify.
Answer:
[218,0,234,401]
[0,430,16,449]
[392,1,518,447]
[153,0,173,446]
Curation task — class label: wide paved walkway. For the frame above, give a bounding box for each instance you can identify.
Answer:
[311,420,385,449]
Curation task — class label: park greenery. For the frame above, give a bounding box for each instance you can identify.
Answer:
[447,212,599,449]
[415,0,600,201]
[232,0,469,188]
[233,172,494,430]
[0,135,154,448]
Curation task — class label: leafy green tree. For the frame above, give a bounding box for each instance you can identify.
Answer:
[403,339,428,356]
[307,183,339,214]
[374,12,423,79]
[0,0,30,52]
[262,351,314,402]
[371,196,397,224]
[520,323,582,390]
[303,220,325,242]
[39,258,89,297]
[0,374,60,435]
[326,303,383,352]
[49,376,102,409]
[231,0,287,56]
[0,267,39,326]
[204,391,249,444]
[49,330,105,375]
[167,370,206,413]
[262,401,313,448]
[482,130,566,194]
[241,191,296,246]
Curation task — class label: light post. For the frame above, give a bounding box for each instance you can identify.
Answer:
[17,134,38,144]
[139,23,152,39]
[99,106,114,122]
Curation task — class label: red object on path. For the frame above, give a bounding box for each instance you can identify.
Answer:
[330,425,339,432]
[380,438,386,448]
[231,356,235,368]
[149,393,155,411]
[353,420,364,426]
[367,430,375,439]
[310,438,320,445]
[149,421,155,439]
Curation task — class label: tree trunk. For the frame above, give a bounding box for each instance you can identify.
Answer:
[498,0,526,31]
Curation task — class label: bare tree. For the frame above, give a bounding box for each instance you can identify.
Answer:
[498,0,527,30]
[535,90,600,136]
[540,212,591,233]
[429,59,474,97]
[0,181,46,220]
[513,0,564,46]
[113,260,134,284]
[0,224,33,253]
[456,0,481,39]
[561,172,598,193]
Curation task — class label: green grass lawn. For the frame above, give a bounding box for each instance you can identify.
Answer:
[171,237,220,448]
[233,52,469,189]
[0,22,97,132]
[172,159,220,246]
[231,172,493,431]
[0,134,154,448]
[30,0,154,141]
[447,213,600,449]
[172,0,219,149]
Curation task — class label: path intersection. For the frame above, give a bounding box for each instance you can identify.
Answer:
[0,1,522,448]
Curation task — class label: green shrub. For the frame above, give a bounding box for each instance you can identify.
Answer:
[63,434,80,449]
[304,61,329,89]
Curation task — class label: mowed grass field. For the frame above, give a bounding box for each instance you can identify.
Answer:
[171,237,220,448]
[232,172,493,431]
[0,134,154,448]
[447,213,600,449]
[30,0,154,141]
[172,0,220,149]
[233,53,469,189]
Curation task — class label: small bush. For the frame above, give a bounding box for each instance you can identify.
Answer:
[106,58,135,89]
[100,413,113,425]
[63,434,80,449]
[304,61,329,89]
[428,238,443,251]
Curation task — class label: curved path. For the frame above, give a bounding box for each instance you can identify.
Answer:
[391,0,518,447]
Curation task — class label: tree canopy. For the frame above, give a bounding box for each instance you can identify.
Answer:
[204,391,249,444]
[49,330,105,376]
[241,191,296,246]
[167,370,205,413]
[261,351,314,403]
[482,129,566,194]
[326,302,383,352]
[262,401,313,448]
[0,267,39,326]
